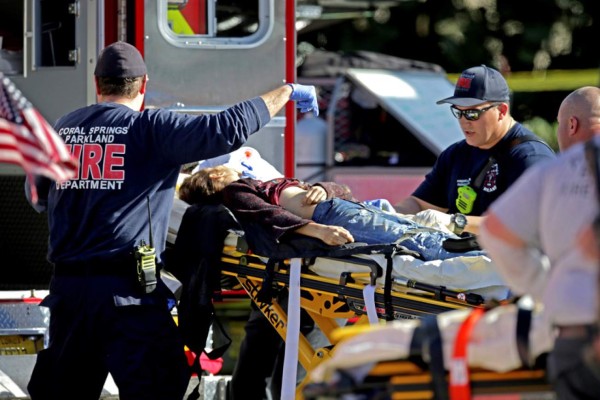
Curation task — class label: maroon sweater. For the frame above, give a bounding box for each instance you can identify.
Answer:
[222,178,354,239]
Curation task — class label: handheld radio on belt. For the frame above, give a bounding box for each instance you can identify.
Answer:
[135,196,157,293]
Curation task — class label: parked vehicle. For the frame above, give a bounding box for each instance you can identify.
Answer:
[296,49,463,203]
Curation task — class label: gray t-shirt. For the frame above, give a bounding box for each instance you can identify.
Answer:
[489,137,599,325]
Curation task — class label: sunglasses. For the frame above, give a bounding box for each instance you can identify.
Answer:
[450,103,501,121]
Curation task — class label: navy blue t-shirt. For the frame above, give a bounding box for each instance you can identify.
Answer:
[412,123,555,216]
[33,98,270,264]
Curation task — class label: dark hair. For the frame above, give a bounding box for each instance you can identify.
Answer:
[178,167,227,205]
[96,76,144,98]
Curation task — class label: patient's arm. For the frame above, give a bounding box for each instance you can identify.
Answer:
[295,222,354,246]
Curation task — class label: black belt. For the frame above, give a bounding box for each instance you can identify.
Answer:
[556,324,597,339]
[54,255,136,277]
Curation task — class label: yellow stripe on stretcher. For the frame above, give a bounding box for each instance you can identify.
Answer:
[329,323,387,342]
[370,360,423,376]
[469,369,547,381]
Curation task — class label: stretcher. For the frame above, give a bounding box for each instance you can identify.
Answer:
[214,229,521,398]
[216,237,558,400]
[219,233,487,320]
[302,301,556,400]
[217,237,474,398]
[169,202,519,399]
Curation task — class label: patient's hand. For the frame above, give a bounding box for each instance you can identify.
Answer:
[319,225,354,246]
[296,222,354,246]
[303,186,327,205]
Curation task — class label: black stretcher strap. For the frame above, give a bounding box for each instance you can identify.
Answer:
[383,250,395,321]
[516,304,532,368]
[422,315,449,400]
[257,258,280,303]
[407,325,429,370]
[382,244,415,320]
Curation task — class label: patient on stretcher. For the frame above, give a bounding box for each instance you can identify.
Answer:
[178,165,486,262]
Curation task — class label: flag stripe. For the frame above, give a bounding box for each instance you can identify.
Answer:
[0,72,78,203]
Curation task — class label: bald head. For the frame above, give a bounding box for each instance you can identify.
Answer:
[556,86,600,151]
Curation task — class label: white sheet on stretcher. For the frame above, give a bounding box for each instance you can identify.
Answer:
[310,253,509,300]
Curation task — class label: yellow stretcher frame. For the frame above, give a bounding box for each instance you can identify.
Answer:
[219,242,478,398]
[218,243,555,399]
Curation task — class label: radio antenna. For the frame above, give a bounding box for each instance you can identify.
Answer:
[146,195,154,248]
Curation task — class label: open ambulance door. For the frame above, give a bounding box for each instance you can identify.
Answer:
[144,0,292,173]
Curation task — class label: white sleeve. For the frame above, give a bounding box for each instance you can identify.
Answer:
[478,223,550,301]
[479,164,551,300]
[488,164,545,242]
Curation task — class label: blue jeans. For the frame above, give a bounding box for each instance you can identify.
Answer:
[312,198,485,261]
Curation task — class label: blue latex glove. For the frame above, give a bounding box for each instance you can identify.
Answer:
[364,198,395,212]
[288,83,319,116]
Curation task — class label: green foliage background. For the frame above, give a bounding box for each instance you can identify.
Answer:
[298,0,599,144]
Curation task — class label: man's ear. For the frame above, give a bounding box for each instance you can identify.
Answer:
[497,103,509,119]
[569,116,579,134]
[140,75,148,95]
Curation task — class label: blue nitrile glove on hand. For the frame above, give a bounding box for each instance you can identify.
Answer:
[288,83,319,116]
[364,198,395,212]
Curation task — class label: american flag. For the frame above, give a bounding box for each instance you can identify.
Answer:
[0,72,77,203]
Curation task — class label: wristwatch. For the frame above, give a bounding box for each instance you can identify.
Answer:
[450,213,467,235]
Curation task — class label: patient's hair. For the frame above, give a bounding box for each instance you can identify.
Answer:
[178,166,230,205]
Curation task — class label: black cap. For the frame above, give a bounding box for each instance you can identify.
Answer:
[94,41,147,78]
[436,65,510,107]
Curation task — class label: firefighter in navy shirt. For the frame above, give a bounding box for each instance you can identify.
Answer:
[24,41,319,400]
[394,65,555,236]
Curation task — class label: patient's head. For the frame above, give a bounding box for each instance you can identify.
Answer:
[179,165,241,204]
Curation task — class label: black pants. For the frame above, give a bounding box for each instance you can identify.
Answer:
[28,274,189,400]
[548,336,600,400]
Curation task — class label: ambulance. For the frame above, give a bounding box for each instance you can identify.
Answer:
[0,0,462,396]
